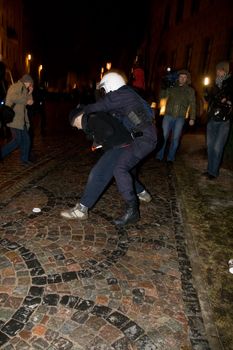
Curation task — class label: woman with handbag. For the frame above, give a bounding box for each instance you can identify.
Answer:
[0,74,34,166]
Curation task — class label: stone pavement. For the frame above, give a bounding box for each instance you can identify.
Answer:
[0,109,214,349]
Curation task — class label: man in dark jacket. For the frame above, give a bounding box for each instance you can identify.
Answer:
[61,71,157,226]
[203,61,233,179]
[61,108,153,224]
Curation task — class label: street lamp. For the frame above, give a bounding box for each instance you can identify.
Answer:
[26,54,31,73]
[38,64,43,83]
[203,76,210,112]
[203,76,210,86]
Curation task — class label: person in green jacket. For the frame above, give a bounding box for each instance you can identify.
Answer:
[156,69,196,162]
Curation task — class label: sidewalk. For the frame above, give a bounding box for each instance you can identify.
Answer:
[0,110,232,349]
[174,131,233,350]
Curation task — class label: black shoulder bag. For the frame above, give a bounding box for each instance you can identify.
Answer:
[0,103,15,125]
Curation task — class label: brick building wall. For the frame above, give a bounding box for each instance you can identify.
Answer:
[142,0,233,120]
[0,0,23,82]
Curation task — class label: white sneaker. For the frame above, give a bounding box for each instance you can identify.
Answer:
[60,203,88,220]
[137,190,152,203]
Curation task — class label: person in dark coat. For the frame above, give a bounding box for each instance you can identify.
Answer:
[61,107,153,224]
[202,61,233,179]
[61,71,157,226]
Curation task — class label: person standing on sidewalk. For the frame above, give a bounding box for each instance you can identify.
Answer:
[1,74,34,165]
[202,61,233,180]
[61,71,157,226]
[156,69,196,163]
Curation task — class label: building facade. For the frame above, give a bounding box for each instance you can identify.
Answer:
[0,0,24,83]
[142,0,233,120]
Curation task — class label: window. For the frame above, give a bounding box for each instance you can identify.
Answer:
[171,50,177,69]
[163,5,170,31]
[227,29,233,61]
[184,45,193,70]
[200,38,212,74]
[176,0,184,24]
[191,0,200,15]
[158,51,167,67]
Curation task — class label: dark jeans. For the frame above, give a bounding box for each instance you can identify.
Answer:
[114,125,157,202]
[206,119,230,177]
[1,126,31,163]
[80,147,145,208]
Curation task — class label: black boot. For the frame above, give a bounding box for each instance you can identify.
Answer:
[114,200,140,227]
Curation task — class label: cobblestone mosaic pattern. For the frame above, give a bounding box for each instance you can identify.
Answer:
[0,137,210,349]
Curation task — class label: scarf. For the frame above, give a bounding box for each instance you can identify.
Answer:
[215,73,230,88]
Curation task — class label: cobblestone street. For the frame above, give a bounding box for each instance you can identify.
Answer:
[0,104,228,349]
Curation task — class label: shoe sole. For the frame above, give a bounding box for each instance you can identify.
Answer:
[60,212,88,220]
[138,197,152,203]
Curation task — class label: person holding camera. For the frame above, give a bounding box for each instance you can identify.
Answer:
[202,61,233,179]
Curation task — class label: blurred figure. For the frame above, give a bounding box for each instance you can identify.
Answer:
[1,74,34,165]
[202,61,233,179]
[0,56,7,101]
[34,84,47,136]
[156,69,196,163]
[0,56,10,141]
[130,56,146,98]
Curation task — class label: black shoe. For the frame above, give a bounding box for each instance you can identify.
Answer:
[202,171,216,180]
[114,201,140,227]
[207,174,216,180]
[202,171,209,177]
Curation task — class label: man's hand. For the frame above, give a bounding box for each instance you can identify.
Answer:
[27,98,34,106]
[28,84,33,94]
[189,119,195,126]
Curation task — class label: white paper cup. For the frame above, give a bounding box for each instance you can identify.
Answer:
[32,208,41,213]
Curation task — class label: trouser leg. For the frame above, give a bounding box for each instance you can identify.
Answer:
[156,115,173,160]
[207,120,230,177]
[167,116,185,161]
[1,128,19,158]
[114,140,156,202]
[80,148,124,208]
[20,127,31,162]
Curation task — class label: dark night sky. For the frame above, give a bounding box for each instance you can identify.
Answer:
[24,0,150,81]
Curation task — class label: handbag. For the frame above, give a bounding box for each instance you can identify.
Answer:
[0,103,15,125]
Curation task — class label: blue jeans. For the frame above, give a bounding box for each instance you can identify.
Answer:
[80,147,145,208]
[206,119,230,177]
[156,115,185,161]
[1,127,31,163]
